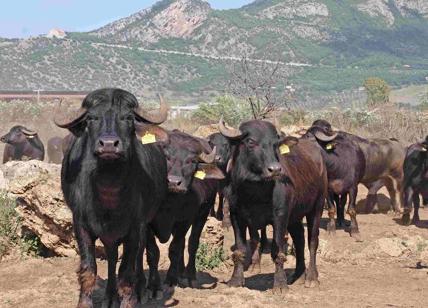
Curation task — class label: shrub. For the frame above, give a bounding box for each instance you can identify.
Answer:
[363,77,391,107]
[0,193,20,258]
[195,243,225,271]
[192,95,252,126]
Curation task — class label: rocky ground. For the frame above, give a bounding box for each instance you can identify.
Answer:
[1,195,427,307]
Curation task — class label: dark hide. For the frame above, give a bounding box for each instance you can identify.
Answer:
[303,125,365,239]
[401,137,428,225]
[59,88,168,307]
[312,120,405,214]
[1,125,45,163]
[62,133,76,156]
[47,136,64,164]
[222,120,327,291]
[146,131,223,296]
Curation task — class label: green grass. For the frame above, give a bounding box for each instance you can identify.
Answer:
[0,193,20,258]
[195,243,225,271]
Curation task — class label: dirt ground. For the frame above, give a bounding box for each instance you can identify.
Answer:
[1,187,428,308]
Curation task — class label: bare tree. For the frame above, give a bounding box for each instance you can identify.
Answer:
[228,56,293,119]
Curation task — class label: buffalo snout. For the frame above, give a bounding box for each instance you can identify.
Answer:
[0,134,8,143]
[95,134,123,160]
[266,162,283,178]
[167,175,187,193]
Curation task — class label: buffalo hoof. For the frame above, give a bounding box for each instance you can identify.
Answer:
[412,216,420,226]
[350,231,362,242]
[149,289,163,301]
[227,276,245,288]
[327,222,336,235]
[119,294,138,308]
[287,269,305,285]
[304,279,320,288]
[402,213,411,226]
[272,281,288,294]
[77,297,93,308]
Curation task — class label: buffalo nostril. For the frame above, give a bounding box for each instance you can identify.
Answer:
[113,140,119,147]
[99,140,104,147]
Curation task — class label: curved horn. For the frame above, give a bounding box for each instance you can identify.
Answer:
[218,117,243,139]
[21,127,37,136]
[314,130,338,142]
[134,94,169,124]
[199,146,216,164]
[53,99,87,128]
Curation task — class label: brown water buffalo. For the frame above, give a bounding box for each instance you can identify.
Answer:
[401,136,428,225]
[1,125,45,163]
[219,119,327,291]
[312,120,406,214]
[47,136,63,163]
[303,122,365,240]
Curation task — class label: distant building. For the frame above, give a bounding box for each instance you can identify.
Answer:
[46,28,66,39]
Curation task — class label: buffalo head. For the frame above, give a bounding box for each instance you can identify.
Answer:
[0,126,38,145]
[54,88,169,162]
[163,132,224,193]
[219,118,297,181]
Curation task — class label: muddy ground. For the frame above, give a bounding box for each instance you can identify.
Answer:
[1,187,428,308]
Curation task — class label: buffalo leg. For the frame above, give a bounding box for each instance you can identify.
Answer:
[384,176,401,214]
[227,212,247,287]
[101,243,119,308]
[136,223,149,304]
[305,201,322,288]
[75,225,97,308]
[185,203,212,287]
[260,227,268,252]
[337,194,347,228]
[247,226,262,274]
[117,231,139,307]
[326,192,337,234]
[165,223,191,287]
[348,186,361,241]
[412,193,420,225]
[287,221,305,284]
[216,191,225,221]
[146,231,163,300]
[271,214,288,293]
[402,186,414,225]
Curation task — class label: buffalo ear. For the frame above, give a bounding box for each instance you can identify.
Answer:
[278,136,299,155]
[195,163,225,180]
[135,121,169,144]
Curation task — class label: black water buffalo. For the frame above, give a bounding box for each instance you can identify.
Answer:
[219,119,327,291]
[54,88,169,307]
[208,132,232,221]
[312,120,405,214]
[401,136,428,225]
[146,131,224,298]
[303,121,366,240]
[47,136,63,163]
[1,126,45,163]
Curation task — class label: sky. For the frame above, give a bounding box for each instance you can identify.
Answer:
[0,0,253,38]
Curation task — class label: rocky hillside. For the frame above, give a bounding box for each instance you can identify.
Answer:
[1,0,427,101]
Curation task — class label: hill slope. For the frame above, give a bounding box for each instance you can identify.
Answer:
[0,0,427,101]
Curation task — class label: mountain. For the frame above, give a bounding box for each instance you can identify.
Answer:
[1,0,428,102]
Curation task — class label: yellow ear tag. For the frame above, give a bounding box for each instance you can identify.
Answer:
[421,146,427,152]
[27,135,35,139]
[141,133,156,144]
[194,170,206,180]
[326,143,334,150]
[279,144,290,155]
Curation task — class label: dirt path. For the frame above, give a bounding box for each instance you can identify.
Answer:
[1,189,428,308]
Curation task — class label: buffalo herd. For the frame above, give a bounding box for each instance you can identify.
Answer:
[1,88,427,307]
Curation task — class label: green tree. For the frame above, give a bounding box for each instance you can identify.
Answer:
[363,77,391,107]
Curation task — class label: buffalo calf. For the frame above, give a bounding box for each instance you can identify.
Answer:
[1,125,44,163]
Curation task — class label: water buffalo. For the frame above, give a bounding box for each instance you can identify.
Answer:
[401,136,428,225]
[1,125,45,163]
[303,121,366,240]
[219,119,327,291]
[146,130,224,297]
[61,133,75,156]
[47,136,63,163]
[207,132,232,221]
[54,88,169,307]
[312,120,405,214]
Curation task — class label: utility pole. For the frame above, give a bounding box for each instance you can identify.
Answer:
[33,89,42,104]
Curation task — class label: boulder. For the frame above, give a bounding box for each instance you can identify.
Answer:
[1,160,77,257]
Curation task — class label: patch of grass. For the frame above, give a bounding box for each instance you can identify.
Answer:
[19,233,43,257]
[196,243,225,271]
[0,193,20,258]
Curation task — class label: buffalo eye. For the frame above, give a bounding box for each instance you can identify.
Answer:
[246,138,257,148]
